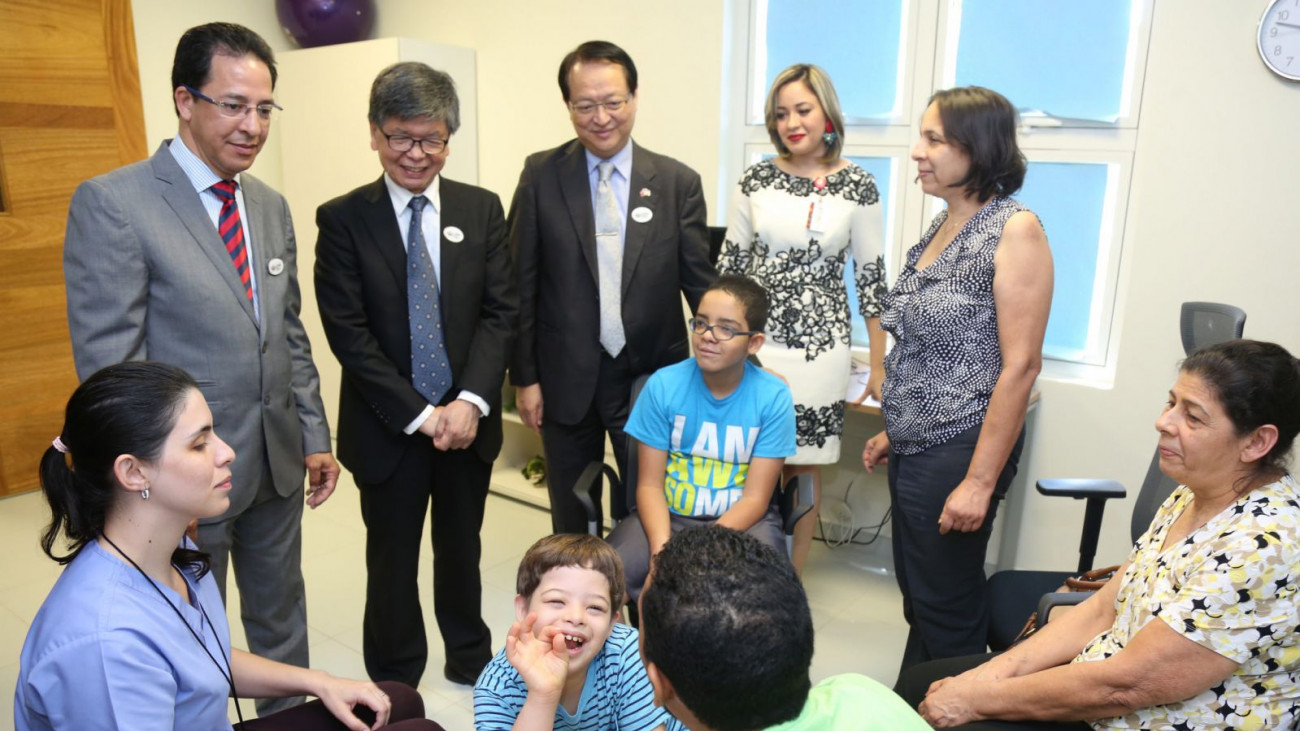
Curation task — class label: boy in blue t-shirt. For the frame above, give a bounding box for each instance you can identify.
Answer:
[474,534,681,730]
[607,274,796,601]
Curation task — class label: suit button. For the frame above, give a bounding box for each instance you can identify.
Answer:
[264,394,272,405]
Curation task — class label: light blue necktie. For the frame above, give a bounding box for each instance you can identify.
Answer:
[407,195,452,404]
[596,161,626,356]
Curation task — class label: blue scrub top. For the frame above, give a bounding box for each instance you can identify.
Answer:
[14,539,234,730]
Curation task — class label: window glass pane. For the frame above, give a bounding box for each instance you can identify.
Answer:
[1014,161,1112,362]
[759,0,904,121]
[952,0,1132,122]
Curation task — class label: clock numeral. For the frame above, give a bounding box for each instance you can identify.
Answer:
[1288,56,1295,67]
[1271,26,1279,37]
[1280,9,1291,20]
[1276,45,1284,56]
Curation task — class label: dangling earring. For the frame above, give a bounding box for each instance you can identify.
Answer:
[821,119,838,147]
[141,487,150,501]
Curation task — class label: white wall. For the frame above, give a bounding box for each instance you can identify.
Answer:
[128,0,1300,570]
[1015,0,1300,568]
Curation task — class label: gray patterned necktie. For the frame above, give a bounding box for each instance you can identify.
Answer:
[407,195,451,404]
[595,161,626,356]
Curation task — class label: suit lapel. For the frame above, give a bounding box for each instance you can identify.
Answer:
[151,147,257,326]
[622,145,657,296]
[359,177,407,291]
[557,143,599,284]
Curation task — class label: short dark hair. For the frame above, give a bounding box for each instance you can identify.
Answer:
[517,533,626,612]
[557,41,638,102]
[40,362,209,575]
[706,274,770,333]
[1180,339,1300,480]
[641,526,812,731]
[928,86,1025,202]
[171,22,277,115]
[368,62,461,134]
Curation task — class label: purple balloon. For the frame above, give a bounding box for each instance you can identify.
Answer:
[276,0,376,49]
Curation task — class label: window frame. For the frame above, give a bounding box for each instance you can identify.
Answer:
[720,0,1155,382]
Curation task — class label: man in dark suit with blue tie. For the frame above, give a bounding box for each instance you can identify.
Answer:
[510,41,717,534]
[314,62,515,687]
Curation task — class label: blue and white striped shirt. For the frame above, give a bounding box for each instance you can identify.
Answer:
[474,623,682,731]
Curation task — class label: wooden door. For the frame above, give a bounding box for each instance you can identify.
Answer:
[0,0,145,496]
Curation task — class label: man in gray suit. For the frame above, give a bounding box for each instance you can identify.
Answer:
[62,23,337,714]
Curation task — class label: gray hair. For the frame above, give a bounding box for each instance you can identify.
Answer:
[368,62,460,134]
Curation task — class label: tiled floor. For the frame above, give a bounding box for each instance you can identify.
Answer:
[1,473,909,729]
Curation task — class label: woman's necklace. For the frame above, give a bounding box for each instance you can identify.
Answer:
[101,533,244,727]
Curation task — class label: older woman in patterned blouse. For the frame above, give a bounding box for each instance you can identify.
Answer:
[862,87,1053,670]
[895,339,1300,730]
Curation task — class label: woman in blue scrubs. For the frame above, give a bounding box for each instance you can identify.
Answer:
[15,361,441,730]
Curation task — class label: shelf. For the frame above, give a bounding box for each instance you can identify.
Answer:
[490,467,550,510]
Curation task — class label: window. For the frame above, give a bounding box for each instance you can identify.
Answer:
[722,0,1154,376]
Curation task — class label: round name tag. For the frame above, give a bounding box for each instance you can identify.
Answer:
[631,206,653,224]
[443,226,465,243]
[267,257,285,276]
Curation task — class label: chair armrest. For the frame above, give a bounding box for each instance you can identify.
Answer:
[1036,478,1127,500]
[1034,591,1092,630]
[779,473,815,534]
[573,461,620,536]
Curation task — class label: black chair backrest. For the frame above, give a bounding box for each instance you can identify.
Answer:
[1132,302,1246,540]
[1180,302,1246,356]
[707,226,726,266]
[1130,452,1179,543]
[622,374,652,507]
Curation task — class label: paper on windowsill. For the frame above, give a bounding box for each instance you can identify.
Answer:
[845,358,881,408]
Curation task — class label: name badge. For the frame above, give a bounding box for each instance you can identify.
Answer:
[806,199,827,234]
[443,226,465,243]
[631,206,653,224]
[267,257,285,276]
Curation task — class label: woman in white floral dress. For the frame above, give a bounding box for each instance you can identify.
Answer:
[896,340,1300,731]
[719,64,886,573]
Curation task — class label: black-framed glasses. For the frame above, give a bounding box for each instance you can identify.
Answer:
[380,131,448,155]
[568,96,632,117]
[688,317,758,342]
[184,85,281,121]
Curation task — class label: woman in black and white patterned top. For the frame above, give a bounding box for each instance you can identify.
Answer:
[862,87,1053,671]
[720,64,887,575]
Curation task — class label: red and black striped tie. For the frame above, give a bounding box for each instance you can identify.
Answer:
[211,180,252,301]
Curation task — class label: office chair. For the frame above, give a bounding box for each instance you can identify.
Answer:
[707,225,726,266]
[985,302,1246,650]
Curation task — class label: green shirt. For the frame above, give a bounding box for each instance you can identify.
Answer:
[767,674,930,731]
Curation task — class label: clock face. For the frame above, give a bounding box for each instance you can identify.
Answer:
[1259,0,1300,81]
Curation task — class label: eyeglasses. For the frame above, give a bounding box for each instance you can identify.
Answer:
[568,96,632,117]
[688,317,758,342]
[184,85,281,121]
[380,131,448,155]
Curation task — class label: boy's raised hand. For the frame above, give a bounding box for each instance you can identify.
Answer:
[505,612,569,698]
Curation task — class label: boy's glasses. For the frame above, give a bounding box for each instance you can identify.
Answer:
[688,317,758,342]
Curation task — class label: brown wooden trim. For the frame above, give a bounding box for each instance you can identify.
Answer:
[0,102,116,129]
[104,0,147,165]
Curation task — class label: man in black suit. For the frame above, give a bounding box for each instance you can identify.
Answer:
[510,41,717,534]
[315,62,514,687]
